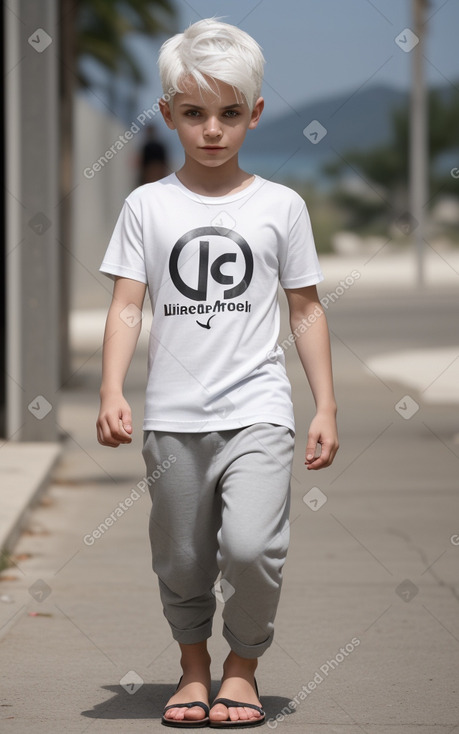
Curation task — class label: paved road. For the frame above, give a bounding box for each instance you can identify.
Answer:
[1,283,458,733]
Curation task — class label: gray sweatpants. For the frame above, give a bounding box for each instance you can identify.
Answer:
[142,422,295,659]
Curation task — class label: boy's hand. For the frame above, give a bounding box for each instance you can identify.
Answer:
[97,394,133,447]
[305,412,339,470]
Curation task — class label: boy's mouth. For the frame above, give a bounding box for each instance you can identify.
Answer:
[200,146,225,150]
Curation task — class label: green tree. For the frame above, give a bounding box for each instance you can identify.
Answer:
[324,87,459,233]
[77,0,176,89]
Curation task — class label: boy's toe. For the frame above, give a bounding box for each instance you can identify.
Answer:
[231,706,261,721]
[209,702,229,722]
[184,705,208,720]
[163,704,208,723]
[164,706,183,721]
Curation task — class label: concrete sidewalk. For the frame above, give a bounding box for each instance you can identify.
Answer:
[1,260,458,733]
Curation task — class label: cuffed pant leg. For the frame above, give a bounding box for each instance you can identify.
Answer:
[142,430,221,644]
[215,423,295,659]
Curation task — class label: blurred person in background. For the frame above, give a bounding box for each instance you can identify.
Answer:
[139,123,169,183]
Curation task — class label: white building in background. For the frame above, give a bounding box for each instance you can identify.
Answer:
[72,94,137,311]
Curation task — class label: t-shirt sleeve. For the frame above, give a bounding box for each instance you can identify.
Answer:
[99,198,147,283]
[279,199,324,289]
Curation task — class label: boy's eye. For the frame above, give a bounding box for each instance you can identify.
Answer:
[183,109,240,119]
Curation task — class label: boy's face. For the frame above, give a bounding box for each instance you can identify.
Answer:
[159,76,264,169]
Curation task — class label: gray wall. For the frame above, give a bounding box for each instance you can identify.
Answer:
[6,1,60,441]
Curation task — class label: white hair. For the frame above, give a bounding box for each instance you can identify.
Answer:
[158,18,265,110]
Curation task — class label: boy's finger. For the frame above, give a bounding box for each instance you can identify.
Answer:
[319,441,332,460]
[102,420,122,446]
[118,418,132,441]
[120,412,132,434]
[104,415,130,443]
[306,442,336,469]
[306,454,327,470]
[97,421,120,447]
[315,446,331,467]
[305,438,320,463]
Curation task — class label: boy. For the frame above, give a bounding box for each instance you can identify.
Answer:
[97,19,338,728]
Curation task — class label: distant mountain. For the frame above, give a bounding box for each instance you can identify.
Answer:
[246,84,408,155]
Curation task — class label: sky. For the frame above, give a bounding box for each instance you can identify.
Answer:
[121,0,459,123]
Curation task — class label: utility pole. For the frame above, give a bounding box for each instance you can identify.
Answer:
[410,0,429,287]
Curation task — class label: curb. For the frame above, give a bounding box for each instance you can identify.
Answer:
[0,443,62,557]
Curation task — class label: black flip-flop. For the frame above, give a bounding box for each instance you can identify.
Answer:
[209,678,265,728]
[161,676,210,728]
[162,700,210,727]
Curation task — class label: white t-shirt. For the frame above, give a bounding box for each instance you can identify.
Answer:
[100,172,323,433]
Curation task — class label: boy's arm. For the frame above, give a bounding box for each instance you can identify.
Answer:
[284,285,339,470]
[96,276,147,448]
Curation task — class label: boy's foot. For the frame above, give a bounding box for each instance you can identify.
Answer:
[162,672,211,725]
[209,654,264,725]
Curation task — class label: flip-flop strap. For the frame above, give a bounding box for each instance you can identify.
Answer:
[211,698,264,715]
[163,701,210,715]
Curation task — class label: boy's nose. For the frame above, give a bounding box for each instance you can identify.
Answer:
[204,117,222,138]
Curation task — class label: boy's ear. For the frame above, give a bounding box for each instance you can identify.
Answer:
[248,97,264,130]
[159,98,176,130]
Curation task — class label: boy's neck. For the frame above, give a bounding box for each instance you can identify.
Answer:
[175,155,255,197]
